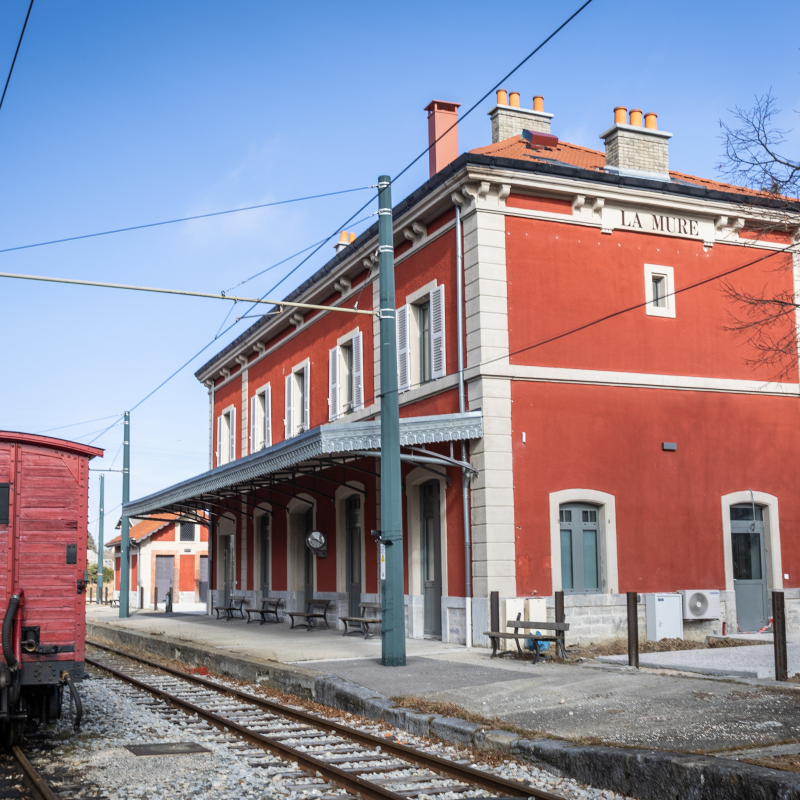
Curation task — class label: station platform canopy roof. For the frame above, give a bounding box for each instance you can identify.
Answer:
[123,411,483,522]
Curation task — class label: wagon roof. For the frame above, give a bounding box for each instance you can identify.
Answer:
[0,430,103,459]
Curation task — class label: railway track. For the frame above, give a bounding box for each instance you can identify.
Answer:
[0,746,58,800]
[86,641,564,800]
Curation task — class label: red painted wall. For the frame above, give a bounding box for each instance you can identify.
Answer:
[511,381,800,595]
[506,218,797,382]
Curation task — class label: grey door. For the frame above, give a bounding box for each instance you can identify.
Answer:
[304,507,314,603]
[559,503,601,593]
[346,495,361,617]
[222,535,234,608]
[155,556,174,606]
[199,556,208,603]
[259,515,270,598]
[421,481,442,637]
[731,504,769,631]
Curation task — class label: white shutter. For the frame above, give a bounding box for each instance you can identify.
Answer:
[216,415,223,466]
[328,346,339,421]
[396,304,410,393]
[430,284,446,380]
[228,407,236,462]
[264,384,272,447]
[352,332,364,411]
[303,362,310,432]
[285,374,293,439]
[250,395,257,451]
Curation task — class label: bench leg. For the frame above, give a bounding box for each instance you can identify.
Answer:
[490,636,498,658]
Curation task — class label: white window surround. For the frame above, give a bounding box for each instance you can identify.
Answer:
[549,489,618,594]
[285,360,310,438]
[250,383,272,452]
[644,264,676,318]
[397,280,446,393]
[216,405,236,466]
[329,331,364,420]
[721,491,782,592]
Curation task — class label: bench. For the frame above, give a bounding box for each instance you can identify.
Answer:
[214,595,246,620]
[339,602,382,639]
[287,599,331,631]
[246,598,284,625]
[110,597,119,608]
[485,615,569,663]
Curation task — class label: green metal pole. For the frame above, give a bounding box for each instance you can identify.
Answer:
[119,412,131,618]
[378,175,406,666]
[96,474,104,604]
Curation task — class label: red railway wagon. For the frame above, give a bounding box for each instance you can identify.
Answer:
[0,431,102,745]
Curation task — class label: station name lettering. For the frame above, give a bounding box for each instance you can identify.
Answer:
[621,210,699,237]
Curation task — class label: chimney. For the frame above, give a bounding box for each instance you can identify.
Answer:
[425,100,461,178]
[600,107,672,180]
[489,90,553,143]
[334,231,355,254]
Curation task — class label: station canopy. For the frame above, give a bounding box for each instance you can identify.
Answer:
[123,411,482,524]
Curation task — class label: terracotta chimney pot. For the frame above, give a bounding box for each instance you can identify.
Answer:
[614,106,627,125]
[496,89,508,106]
[509,91,520,108]
[348,232,356,243]
[629,109,643,127]
[533,95,544,112]
[644,112,657,130]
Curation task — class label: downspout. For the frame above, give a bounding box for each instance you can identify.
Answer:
[455,201,472,648]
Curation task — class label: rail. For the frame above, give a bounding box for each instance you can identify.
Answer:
[11,745,60,800]
[86,640,563,800]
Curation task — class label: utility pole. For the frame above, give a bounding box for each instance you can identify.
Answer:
[96,474,104,604]
[119,412,131,618]
[378,175,406,667]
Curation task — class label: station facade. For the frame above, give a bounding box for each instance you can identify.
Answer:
[126,94,800,642]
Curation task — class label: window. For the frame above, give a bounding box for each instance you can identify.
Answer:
[559,503,601,593]
[644,264,675,318]
[328,333,364,420]
[396,284,445,393]
[180,522,195,542]
[250,383,272,451]
[216,407,236,466]
[0,484,8,525]
[285,361,310,438]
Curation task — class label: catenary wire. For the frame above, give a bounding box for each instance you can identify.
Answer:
[0,0,34,116]
[35,414,119,434]
[0,186,373,255]
[82,2,598,448]
[392,0,595,185]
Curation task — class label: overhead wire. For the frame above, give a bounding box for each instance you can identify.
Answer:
[0,0,34,116]
[35,414,119,434]
[0,186,374,255]
[79,1,598,448]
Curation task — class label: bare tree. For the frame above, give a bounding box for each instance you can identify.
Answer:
[717,91,800,380]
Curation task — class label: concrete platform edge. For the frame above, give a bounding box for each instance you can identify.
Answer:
[86,622,800,800]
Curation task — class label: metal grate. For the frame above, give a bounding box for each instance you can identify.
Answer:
[180,522,195,541]
[124,742,211,757]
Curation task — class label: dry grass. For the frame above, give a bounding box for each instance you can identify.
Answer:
[566,636,769,659]
[743,754,800,773]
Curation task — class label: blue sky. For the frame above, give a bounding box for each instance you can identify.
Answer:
[1,0,798,539]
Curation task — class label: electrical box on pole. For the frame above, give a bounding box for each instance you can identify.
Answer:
[96,473,104,604]
[119,412,131,618]
[377,175,406,666]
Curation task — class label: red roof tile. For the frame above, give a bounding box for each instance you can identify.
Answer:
[471,136,772,198]
[106,513,179,547]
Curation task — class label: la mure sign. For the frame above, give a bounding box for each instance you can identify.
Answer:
[620,210,700,237]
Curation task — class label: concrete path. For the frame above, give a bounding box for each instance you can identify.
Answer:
[87,605,800,753]
[598,643,800,679]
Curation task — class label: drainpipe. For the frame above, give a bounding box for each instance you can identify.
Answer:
[455,202,472,648]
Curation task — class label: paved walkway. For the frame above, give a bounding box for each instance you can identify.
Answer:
[86,605,800,754]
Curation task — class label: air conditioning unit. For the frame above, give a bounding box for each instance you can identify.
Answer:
[681,590,721,620]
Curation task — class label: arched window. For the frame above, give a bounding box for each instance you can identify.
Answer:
[559,502,601,593]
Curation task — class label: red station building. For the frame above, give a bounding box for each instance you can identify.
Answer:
[126,94,800,643]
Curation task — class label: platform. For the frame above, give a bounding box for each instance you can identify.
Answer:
[87,604,800,754]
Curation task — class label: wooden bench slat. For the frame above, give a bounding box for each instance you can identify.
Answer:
[506,621,569,631]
